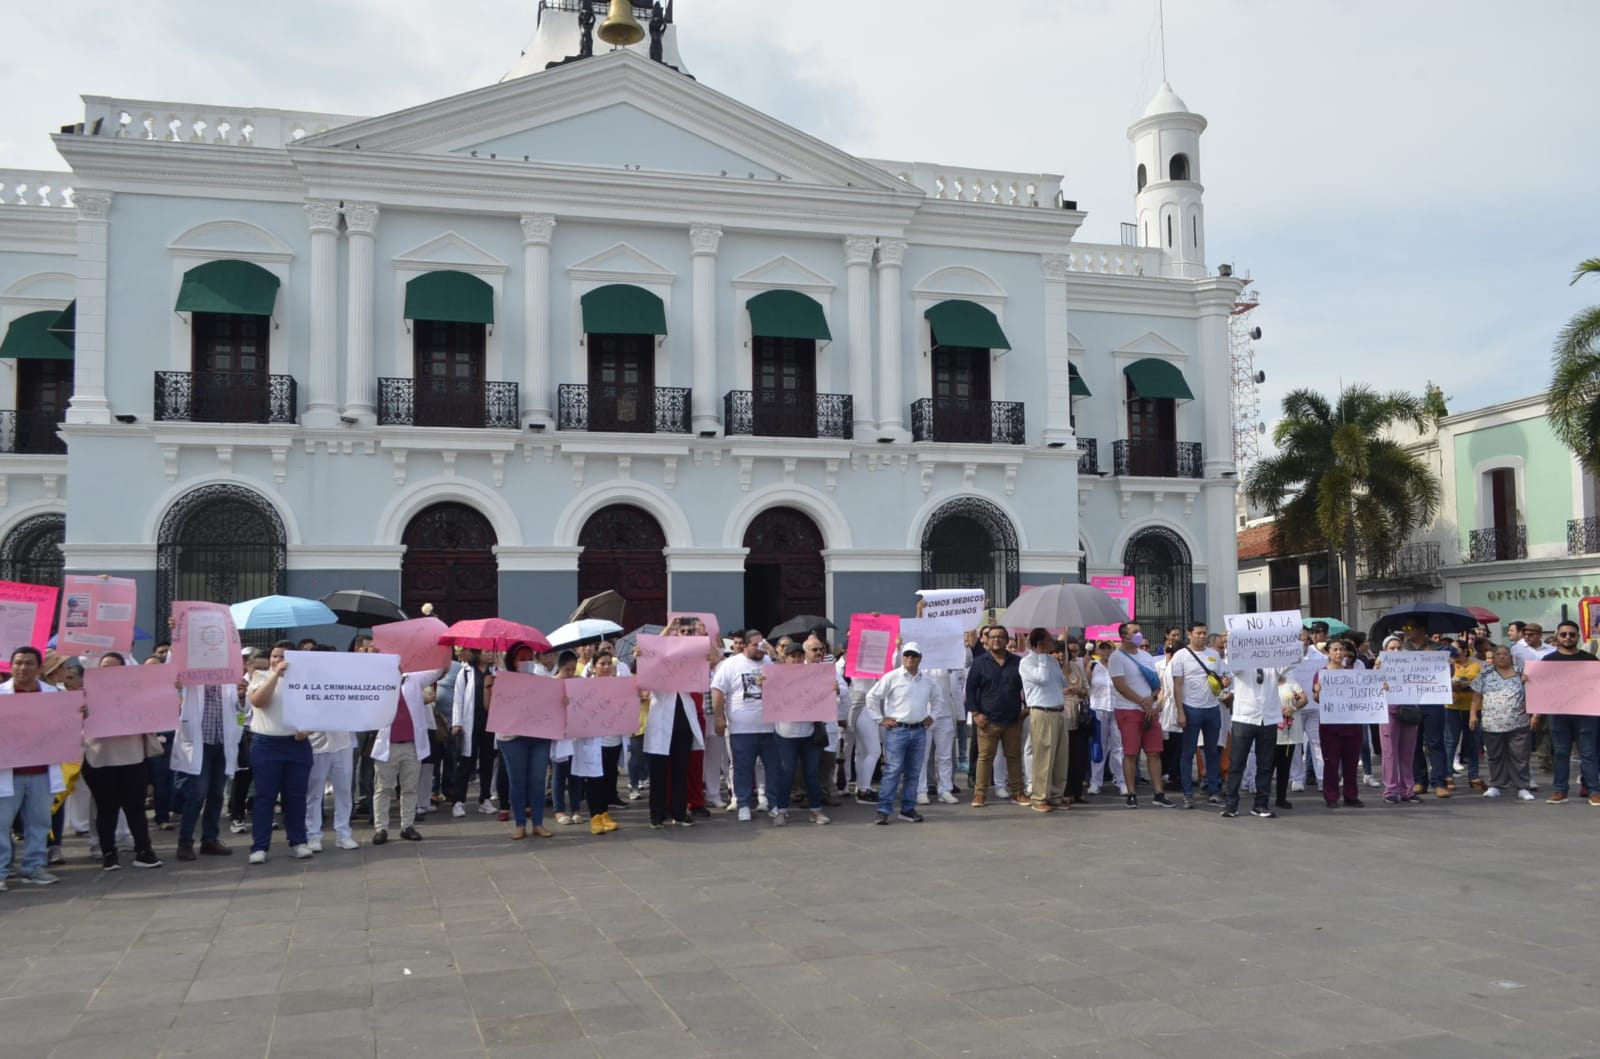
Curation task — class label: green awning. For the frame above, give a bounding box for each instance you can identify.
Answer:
[0,310,74,361]
[1123,357,1194,401]
[175,259,281,317]
[747,289,831,341]
[404,270,494,325]
[48,300,75,337]
[1069,363,1091,398]
[581,284,667,336]
[926,299,1010,350]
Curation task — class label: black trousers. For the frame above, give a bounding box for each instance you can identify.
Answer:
[1065,723,1091,801]
[1225,721,1277,812]
[82,760,154,856]
[228,730,253,821]
[601,743,624,806]
[452,732,497,805]
[647,704,693,823]
[1270,744,1294,802]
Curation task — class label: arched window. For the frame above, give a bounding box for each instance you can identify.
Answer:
[1136,164,1147,193]
[921,497,1019,609]
[0,513,65,589]
[1123,527,1192,636]
[156,485,286,645]
[402,502,498,624]
[578,504,667,627]
[743,507,826,635]
[1169,153,1190,181]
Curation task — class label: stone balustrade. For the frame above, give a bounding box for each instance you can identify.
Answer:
[0,170,75,208]
[79,96,365,150]
[867,159,1064,208]
[1061,242,1165,277]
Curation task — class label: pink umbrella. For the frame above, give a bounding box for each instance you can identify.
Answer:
[438,618,552,653]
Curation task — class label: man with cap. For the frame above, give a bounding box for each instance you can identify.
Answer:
[865,642,945,824]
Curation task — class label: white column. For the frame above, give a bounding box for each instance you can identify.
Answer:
[689,223,722,436]
[65,191,113,424]
[874,238,908,442]
[1040,252,1075,448]
[301,199,341,428]
[844,235,876,438]
[520,213,556,428]
[1196,278,1240,628]
[341,202,380,424]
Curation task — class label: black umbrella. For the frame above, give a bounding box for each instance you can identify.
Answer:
[319,589,407,628]
[615,624,665,670]
[1369,602,1479,643]
[769,614,836,641]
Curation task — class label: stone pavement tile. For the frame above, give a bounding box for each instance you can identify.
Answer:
[1091,998,1213,1038]
[47,1028,169,1058]
[276,985,373,1015]
[485,1042,597,1059]
[270,1008,377,1047]
[83,979,193,1012]
[66,1002,179,1037]
[741,979,865,1018]
[2,968,118,998]
[160,1029,269,1059]
[1241,1007,1437,1056]
[572,999,686,1037]
[2,1014,75,1050]
[478,1010,586,1048]
[172,998,277,1033]
[954,984,1064,1021]
[459,969,566,1020]
[269,1041,378,1059]
[588,1027,709,1059]
[974,1007,1109,1049]
[687,1016,814,1056]
[186,972,283,1004]
[0,988,94,1019]
[277,962,376,993]
[693,940,800,971]
[1138,1028,1287,1059]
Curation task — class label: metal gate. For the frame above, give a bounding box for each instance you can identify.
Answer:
[920,497,1020,610]
[0,512,65,589]
[1123,526,1192,637]
[156,485,286,648]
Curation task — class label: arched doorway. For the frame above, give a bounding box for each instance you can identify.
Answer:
[402,503,498,624]
[743,507,826,636]
[156,485,286,644]
[1123,526,1192,635]
[577,505,667,627]
[920,497,1019,610]
[0,513,65,589]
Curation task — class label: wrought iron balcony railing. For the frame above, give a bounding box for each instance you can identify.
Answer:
[1568,517,1600,556]
[1076,436,1099,475]
[0,410,66,455]
[1112,439,1203,478]
[377,378,519,429]
[1468,524,1527,563]
[909,397,1024,444]
[557,383,691,433]
[723,390,853,440]
[1357,541,1443,582]
[154,371,296,424]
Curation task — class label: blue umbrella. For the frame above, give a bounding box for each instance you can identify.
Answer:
[230,594,338,630]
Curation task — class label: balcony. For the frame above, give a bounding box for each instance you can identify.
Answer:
[1469,524,1527,563]
[1570,517,1600,556]
[377,378,518,430]
[0,410,66,455]
[154,371,296,424]
[557,384,690,434]
[723,391,853,440]
[1358,541,1443,583]
[1076,437,1099,475]
[910,398,1024,445]
[1112,439,1202,478]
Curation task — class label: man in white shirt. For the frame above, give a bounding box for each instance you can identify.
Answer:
[1288,626,1330,793]
[1167,623,1227,808]
[1510,623,1554,667]
[1108,624,1175,809]
[1019,629,1070,812]
[710,631,777,822]
[866,644,944,824]
[1223,665,1302,819]
[921,662,963,805]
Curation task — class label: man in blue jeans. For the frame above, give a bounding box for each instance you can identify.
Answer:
[710,631,777,822]
[1166,623,1227,808]
[1538,620,1598,804]
[866,643,942,824]
[172,680,243,860]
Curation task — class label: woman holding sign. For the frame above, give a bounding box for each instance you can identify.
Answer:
[1469,645,1535,800]
[245,642,315,863]
[1314,640,1366,809]
[81,652,164,871]
[493,641,554,840]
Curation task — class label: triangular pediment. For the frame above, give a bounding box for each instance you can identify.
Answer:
[297,50,910,193]
[392,231,507,273]
[732,255,835,293]
[567,243,676,282]
[1114,330,1188,359]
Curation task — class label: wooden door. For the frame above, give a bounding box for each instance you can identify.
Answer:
[192,312,269,422]
[577,505,667,627]
[401,503,498,624]
[414,320,486,427]
[587,333,655,433]
[752,336,817,438]
[932,345,990,442]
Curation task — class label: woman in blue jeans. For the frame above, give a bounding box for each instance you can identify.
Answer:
[244,641,314,863]
[494,641,554,840]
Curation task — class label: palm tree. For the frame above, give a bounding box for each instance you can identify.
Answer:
[1245,385,1440,623]
[1549,257,1600,477]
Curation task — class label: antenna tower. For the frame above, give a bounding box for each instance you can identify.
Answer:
[1229,276,1262,468]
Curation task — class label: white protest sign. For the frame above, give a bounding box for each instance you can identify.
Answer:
[1378,650,1452,705]
[280,650,403,732]
[917,589,987,631]
[898,616,966,671]
[1316,669,1389,724]
[1223,611,1305,672]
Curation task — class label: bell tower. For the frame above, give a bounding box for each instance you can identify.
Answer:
[1127,82,1208,278]
[502,1,690,82]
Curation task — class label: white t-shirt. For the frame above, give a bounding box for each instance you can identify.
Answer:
[1231,666,1297,726]
[1165,646,1224,708]
[1288,648,1328,713]
[1088,659,1112,712]
[710,654,772,734]
[1108,649,1155,711]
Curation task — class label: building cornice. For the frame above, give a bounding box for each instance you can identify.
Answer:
[906,200,1083,252]
[50,137,307,202]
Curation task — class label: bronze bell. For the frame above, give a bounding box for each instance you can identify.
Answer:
[597,0,646,47]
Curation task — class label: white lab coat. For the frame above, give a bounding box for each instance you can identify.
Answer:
[642,692,706,756]
[170,684,243,778]
[372,669,444,763]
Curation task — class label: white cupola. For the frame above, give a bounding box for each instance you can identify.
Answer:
[503,0,690,82]
[1126,81,1208,278]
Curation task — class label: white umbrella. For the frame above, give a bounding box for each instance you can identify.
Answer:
[1001,583,1130,632]
[546,618,624,648]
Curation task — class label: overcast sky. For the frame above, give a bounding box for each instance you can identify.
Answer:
[3,0,1593,451]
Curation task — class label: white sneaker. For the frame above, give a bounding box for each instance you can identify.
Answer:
[1364,773,1382,788]
[1482,787,1502,798]
[756,795,769,812]
[938,791,960,804]
[248,850,267,865]
[452,802,467,818]
[307,836,324,853]
[737,807,752,822]
[337,836,360,850]
[1290,781,1305,793]
[1086,785,1101,796]
[627,787,642,801]
[917,790,930,805]
[477,800,496,815]
[1517,789,1537,801]
[810,810,831,825]
[1453,757,1467,774]
[292,844,314,860]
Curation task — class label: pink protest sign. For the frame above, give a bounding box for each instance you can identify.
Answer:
[57,575,138,660]
[845,613,901,680]
[1085,576,1136,642]
[1525,659,1600,716]
[635,634,712,694]
[668,612,720,642]
[372,616,452,674]
[0,580,58,673]
[171,601,242,687]
[82,663,182,739]
[483,671,568,739]
[564,676,642,739]
[760,664,839,724]
[0,690,84,768]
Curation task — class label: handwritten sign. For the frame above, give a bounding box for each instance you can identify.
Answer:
[1377,651,1452,705]
[0,580,58,674]
[171,601,242,686]
[58,575,138,659]
[845,613,901,680]
[898,617,966,672]
[280,650,402,732]
[483,671,567,738]
[372,616,452,674]
[1085,576,1136,642]
[563,676,640,738]
[761,664,840,724]
[0,690,84,768]
[1316,669,1390,725]
[635,634,711,694]
[916,589,986,631]
[82,663,181,739]
[1525,658,1600,716]
[1223,611,1304,672]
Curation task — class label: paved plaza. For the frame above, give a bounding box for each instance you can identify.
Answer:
[5,775,1600,1059]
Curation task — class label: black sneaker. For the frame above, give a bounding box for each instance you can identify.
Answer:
[132,849,163,869]
[372,829,388,845]
[672,816,695,827]
[400,827,423,841]
[1275,799,1294,810]
[102,851,120,871]
[1325,799,1339,809]
[898,809,924,823]
[1125,794,1138,809]
[1250,807,1276,819]
[1152,793,1175,808]
[873,812,889,825]
[690,806,710,818]
[856,789,879,803]
[1219,807,1238,818]
[649,820,665,830]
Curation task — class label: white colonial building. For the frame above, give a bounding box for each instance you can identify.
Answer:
[0,1,1241,638]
